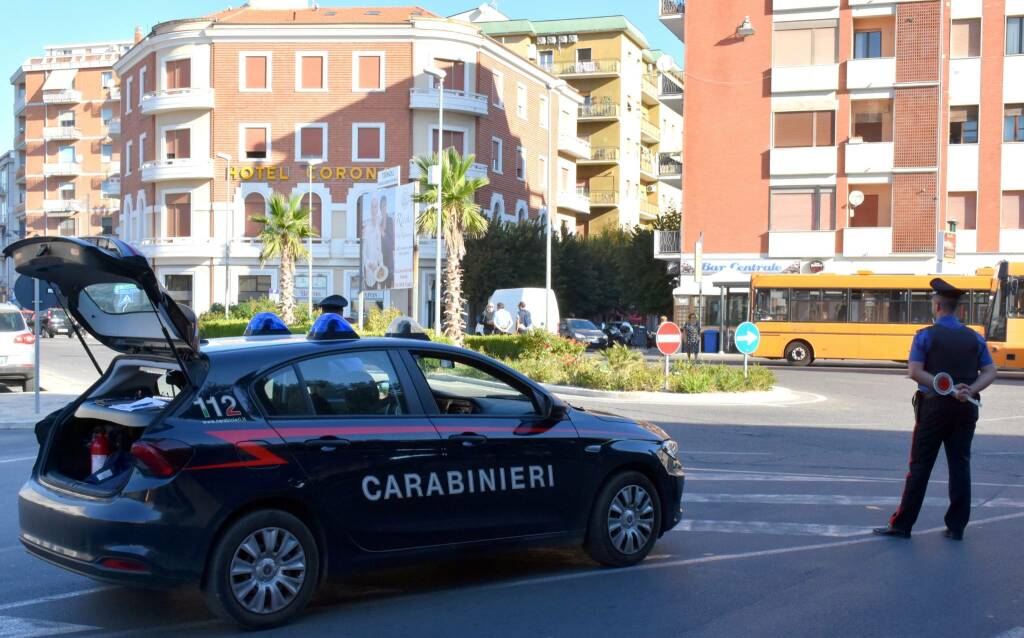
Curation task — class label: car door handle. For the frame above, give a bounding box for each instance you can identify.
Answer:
[449,433,487,447]
[304,436,350,451]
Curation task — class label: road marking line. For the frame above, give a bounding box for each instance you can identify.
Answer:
[0,587,111,613]
[0,456,35,465]
[687,467,1024,488]
[682,451,773,456]
[89,620,219,638]
[673,519,875,537]
[684,494,1024,508]
[991,628,1024,638]
[0,616,97,637]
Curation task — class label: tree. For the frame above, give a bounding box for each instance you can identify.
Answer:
[414,148,489,343]
[250,192,317,324]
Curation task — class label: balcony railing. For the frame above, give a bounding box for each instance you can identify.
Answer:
[42,89,82,104]
[653,229,681,257]
[659,153,682,176]
[642,74,659,99]
[640,156,656,176]
[558,133,591,159]
[43,162,82,177]
[559,60,620,76]
[104,118,121,136]
[409,87,489,116]
[588,190,619,206]
[585,146,619,162]
[43,126,82,141]
[141,157,215,182]
[660,0,685,17]
[101,179,121,196]
[14,95,26,114]
[640,200,660,218]
[640,118,660,141]
[140,87,216,114]
[661,75,684,96]
[42,199,86,214]
[579,103,619,119]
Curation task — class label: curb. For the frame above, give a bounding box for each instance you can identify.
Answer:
[541,383,806,405]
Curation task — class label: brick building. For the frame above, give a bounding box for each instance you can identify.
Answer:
[114,0,581,319]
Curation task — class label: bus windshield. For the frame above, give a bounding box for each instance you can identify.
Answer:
[987,274,1022,342]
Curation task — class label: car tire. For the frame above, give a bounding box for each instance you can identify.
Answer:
[202,510,320,629]
[784,340,813,366]
[584,471,661,568]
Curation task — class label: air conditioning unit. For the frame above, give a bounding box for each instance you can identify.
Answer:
[527,44,537,60]
[558,35,569,43]
[646,184,657,193]
[538,36,549,44]
[568,34,578,43]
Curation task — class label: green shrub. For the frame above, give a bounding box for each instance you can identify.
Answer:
[466,331,585,360]
[600,343,644,370]
[365,307,403,334]
[667,363,775,393]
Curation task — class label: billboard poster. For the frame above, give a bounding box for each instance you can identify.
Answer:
[360,182,415,291]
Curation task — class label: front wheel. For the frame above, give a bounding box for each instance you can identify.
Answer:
[784,340,813,366]
[202,510,320,629]
[584,471,661,567]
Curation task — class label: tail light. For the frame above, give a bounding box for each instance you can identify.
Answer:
[14,333,35,345]
[130,439,193,477]
[99,557,149,572]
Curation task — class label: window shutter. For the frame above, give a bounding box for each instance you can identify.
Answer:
[1003,192,1024,230]
[358,55,381,90]
[774,112,814,148]
[245,128,267,158]
[300,127,323,159]
[244,193,265,237]
[245,56,267,89]
[356,127,380,160]
[770,191,815,231]
[301,56,323,89]
[814,111,835,146]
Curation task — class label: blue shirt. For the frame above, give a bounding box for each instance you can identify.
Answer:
[909,315,993,391]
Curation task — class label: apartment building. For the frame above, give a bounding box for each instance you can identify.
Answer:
[10,40,129,242]
[657,0,1024,293]
[115,1,581,318]
[462,8,684,234]
[0,150,16,300]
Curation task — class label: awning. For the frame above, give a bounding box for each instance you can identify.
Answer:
[42,69,77,91]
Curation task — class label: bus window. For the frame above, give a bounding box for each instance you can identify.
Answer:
[755,289,789,321]
[909,291,932,324]
[822,290,848,322]
[851,290,884,323]
[792,289,848,322]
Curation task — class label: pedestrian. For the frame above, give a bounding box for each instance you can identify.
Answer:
[873,278,998,541]
[493,302,514,335]
[683,313,701,361]
[479,303,496,335]
[516,301,532,334]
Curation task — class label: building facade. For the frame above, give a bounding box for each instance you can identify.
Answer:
[10,41,129,241]
[467,10,684,233]
[657,0,1024,321]
[0,150,17,300]
[114,2,581,319]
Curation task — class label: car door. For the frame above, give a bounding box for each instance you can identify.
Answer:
[251,348,447,552]
[400,348,583,543]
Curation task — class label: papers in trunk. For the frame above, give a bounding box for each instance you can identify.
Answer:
[109,396,171,412]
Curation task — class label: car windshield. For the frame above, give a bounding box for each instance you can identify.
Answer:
[83,283,151,314]
[568,319,598,330]
[0,311,26,332]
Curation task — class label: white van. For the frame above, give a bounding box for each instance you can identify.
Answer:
[485,288,559,335]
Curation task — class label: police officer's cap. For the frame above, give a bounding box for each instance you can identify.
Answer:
[930,278,965,301]
[316,294,349,312]
[384,316,431,341]
[244,312,291,336]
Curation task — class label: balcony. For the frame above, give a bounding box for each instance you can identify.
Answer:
[42,199,86,214]
[640,155,658,181]
[43,162,82,177]
[42,89,82,104]
[14,131,26,149]
[588,190,619,207]
[558,59,620,77]
[558,133,591,160]
[141,157,215,182]
[409,87,488,116]
[947,144,979,191]
[104,118,121,137]
[769,146,837,176]
[846,58,896,90]
[653,229,681,259]
[768,231,836,258]
[641,74,660,105]
[949,58,981,105]
[640,118,660,144]
[659,152,682,179]
[771,64,839,94]
[15,166,26,183]
[1002,144,1024,190]
[101,178,121,196]
[43,126,82,141]
[773,0,839,9]
[408,159,488,180]
[578,103,619,120]
[579,146,619,164]
[558,187,591,215]
[104,87,121,101]
[639,200,660,220]
[104,161,121,176]
[14,94,26,114]
[842,227,892,257]
[137,237,224,260]
[140,88,215,115]
[658,0,685,42]
[844,141,894,175]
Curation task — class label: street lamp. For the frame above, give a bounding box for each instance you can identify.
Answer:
[304,159,322,319]
[215,152,232,319]
[424,66,446,334]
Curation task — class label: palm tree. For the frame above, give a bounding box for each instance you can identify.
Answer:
[251,192,317,325]
[414,148,489,343]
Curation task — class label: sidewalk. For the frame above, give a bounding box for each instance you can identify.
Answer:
[0,392,77,429]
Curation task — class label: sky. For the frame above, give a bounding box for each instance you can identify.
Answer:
[3,0,683,146]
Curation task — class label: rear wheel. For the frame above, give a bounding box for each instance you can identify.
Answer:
[784,340,813,366]
[203,510,319,629]
[584,471,661,567]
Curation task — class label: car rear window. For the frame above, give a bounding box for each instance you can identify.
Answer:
[0,312,26,332]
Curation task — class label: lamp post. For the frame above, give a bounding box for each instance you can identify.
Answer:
[304,159,322,319]
[424,66,446,334]
[215,152,232,319]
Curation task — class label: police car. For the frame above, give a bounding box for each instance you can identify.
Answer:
[5,236,685,629]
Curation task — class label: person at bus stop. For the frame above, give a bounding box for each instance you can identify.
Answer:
[873,278,998,541]
[684,313,701,361]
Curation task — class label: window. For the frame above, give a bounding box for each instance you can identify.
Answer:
[100,216,113,235]
[1009,16,1024,55]
[947,192,977,230]
[538,50,554,71]
[57,144,76,163]
[352,124,384,162]
[139,67,147,102]
[851,99,892,142]
[296,124,326,161]
[910,291,932,324]
[770,187,836,231]
[951,18,981,59]
[539,95,548,129]
[296,352,407,417]
[491,70,504,107]
[773,111,835,147]
[1004,191,1024,229]
[515,201,529,221]
[1006,104,1024,142]
[164,274,192,307]
[125,141,132,174]
[971,290,990,326]
[101,107,113,125]
[301,192,323,236]
[125,77,132,112]
[575,47,594,72]
[950,106,979,144]
[431,129,465,154]
[244,193,265,237]
[242,125,269,160]
[854,30,882,58]
[58,181,75,199]
[773,22,838,66]
[164,129,190,160]
[165,58,191,90]
[297,53,326,91]
[517,83,527,119]
[433,59,465,92]
[849,290,908,323]
[101,143,113,163]
[413,353,538,417]
[354,53,383,91]
[255,367,308,417]
[101,71,113,88]
[164,193,191,237]
[57,109,75,127]
[238,275,271,302]
[241,53,270,91]
[294,272,329,303]
[138,133,146,168]
[791,289,848,322]
[516,146,526,181]
[491,137,503,173]
[538,155,547,192]
[58,218,75,237]
[754,289,789,321]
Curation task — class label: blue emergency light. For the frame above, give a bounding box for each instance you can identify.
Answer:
[243,312,291,336]
[307,313,359,341]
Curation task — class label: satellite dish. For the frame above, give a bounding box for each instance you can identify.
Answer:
[655,55,675,73]
[848,190,865,208]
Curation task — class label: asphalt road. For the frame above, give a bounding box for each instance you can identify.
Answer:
[0,342,1022,636]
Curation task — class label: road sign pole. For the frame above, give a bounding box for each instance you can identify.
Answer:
[744,353,748,380]
[33,278,40,414]
[664,355,670,391]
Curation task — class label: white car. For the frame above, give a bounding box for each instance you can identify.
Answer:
[0,303,36,391]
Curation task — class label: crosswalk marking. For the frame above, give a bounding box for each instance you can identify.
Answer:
[0,615,96,637]
[673,519,876,538]
[684,493,1024,508]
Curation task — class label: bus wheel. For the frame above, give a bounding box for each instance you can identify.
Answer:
[784,341,813,366]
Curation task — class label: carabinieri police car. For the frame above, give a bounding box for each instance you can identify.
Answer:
[5,236,686,629]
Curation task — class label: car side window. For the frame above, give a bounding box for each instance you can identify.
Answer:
[413,353,538,417]
[255,366,311,417]
[296,351,406,417]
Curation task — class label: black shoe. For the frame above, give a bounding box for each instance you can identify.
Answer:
[943,529,964,541]
[872,526,911,538]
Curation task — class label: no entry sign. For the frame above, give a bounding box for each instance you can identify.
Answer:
[656,321,682,356]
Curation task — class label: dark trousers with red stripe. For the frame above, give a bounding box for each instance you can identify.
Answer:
[889,394,978,534]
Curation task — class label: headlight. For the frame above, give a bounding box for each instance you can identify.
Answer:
[574,332,586,339]
[661,439,679,460]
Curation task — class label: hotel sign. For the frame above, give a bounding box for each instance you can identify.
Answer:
[228,165,379,182]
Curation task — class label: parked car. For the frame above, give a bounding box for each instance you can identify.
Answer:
[0,302,36,391]
[601,322,632,347]
[41,307,75,338]
[560,318,609,349]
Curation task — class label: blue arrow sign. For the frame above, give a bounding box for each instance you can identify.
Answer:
[734,321,761,355]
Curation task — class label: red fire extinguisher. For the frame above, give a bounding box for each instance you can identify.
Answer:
[90,429,110,475]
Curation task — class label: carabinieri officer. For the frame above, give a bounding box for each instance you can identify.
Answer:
[874,278,998,540]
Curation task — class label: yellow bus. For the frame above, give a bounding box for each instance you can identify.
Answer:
[985,261,1024,368]
[750,272,992,366]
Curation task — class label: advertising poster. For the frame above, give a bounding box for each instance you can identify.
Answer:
[360,182,415,291]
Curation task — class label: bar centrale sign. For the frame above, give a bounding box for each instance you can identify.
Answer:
[228,165,379,182]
